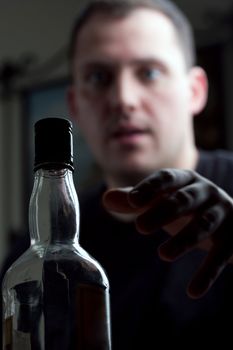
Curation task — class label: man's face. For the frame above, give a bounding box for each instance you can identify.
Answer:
[69,9,205,185]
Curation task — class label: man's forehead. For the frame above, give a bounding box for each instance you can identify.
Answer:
[76,57,166,69]
[72,7,185,71]
[76,7,177,44]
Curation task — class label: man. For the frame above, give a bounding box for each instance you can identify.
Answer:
[67,0,233,348]
[1,0,233,349]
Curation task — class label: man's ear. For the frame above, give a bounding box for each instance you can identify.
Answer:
[189,66,208,115]
[67,85,79,123]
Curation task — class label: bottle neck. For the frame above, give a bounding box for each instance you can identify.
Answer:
[29,168,80,245]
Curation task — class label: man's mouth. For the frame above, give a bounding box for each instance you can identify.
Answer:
[110,127,149,144]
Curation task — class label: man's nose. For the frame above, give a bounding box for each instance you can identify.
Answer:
[108,72,139,112]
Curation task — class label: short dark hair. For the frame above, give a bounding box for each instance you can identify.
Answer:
[69,0,196,70]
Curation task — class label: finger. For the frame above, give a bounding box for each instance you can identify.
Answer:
[158,203,227,260]
[134,181,219,234]
[128,169,195,208]
[186,241,232,299]
[102,187,135,213]
[135,195,180,234]
[163,215,193,236]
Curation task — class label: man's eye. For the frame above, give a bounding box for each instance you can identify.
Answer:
[86,70,112,88]
[138,68,161,81]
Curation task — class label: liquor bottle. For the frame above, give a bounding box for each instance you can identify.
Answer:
[2,117,112,350]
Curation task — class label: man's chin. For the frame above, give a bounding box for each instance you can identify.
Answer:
[112,164,155,186]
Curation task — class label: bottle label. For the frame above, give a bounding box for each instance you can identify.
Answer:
[13,330,31,350]
[3,316,31,350]
[75,283,111,349]
[3,316,12,350]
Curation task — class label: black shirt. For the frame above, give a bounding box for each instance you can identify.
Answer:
[79,150,233,349]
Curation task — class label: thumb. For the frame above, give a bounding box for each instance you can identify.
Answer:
[102,187,136,214]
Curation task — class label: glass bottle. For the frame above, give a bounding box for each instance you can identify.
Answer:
[2,117,111,350]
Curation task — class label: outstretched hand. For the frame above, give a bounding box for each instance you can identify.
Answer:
[102,169,233,298]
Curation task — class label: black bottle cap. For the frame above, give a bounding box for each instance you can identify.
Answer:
[34,117,74,171]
